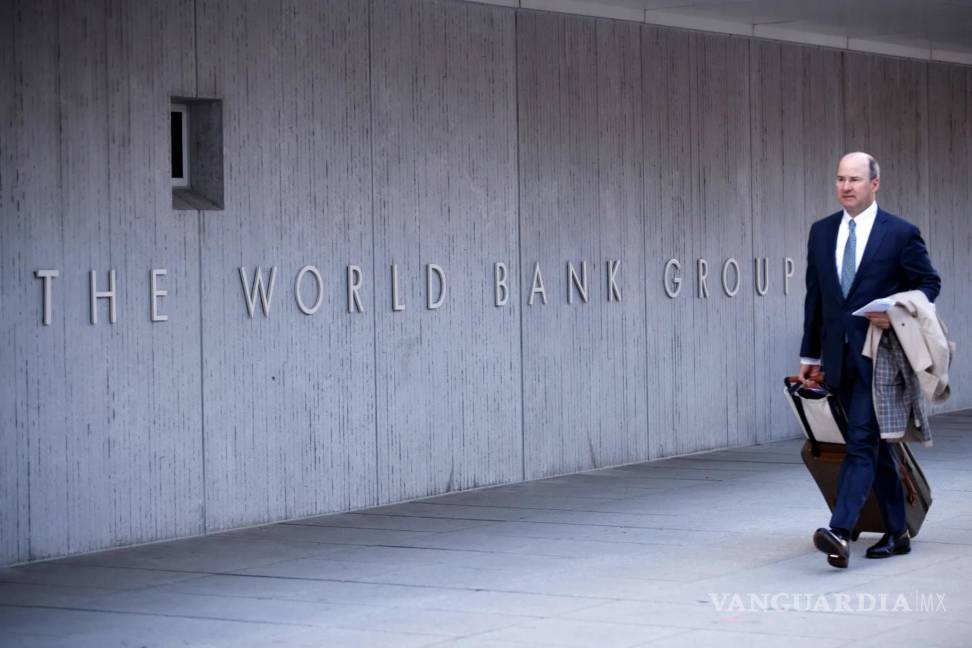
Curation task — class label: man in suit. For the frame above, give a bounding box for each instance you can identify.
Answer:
[799,152,940,569]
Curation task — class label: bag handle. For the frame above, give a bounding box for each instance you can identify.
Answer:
[784,376,823,457]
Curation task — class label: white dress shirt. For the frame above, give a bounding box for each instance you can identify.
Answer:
[800,202,879,366]
[835,200,878,282]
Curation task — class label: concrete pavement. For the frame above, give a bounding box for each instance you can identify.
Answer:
[2,410,971,647]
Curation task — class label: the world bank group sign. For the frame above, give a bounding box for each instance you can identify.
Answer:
[28,257,797,325]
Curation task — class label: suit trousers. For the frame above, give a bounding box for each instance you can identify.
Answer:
[829,344,907,535]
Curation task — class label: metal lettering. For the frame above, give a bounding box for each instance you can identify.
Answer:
[754,257,768,296]
[347,265,364,313]
[529,262,547,306]
[294,265,324,315]
[239,266,277,318]
[697,259,709,299]
[784,257,795,295]
[34,269,59,326]
[494,262,509,307]
[567,261,589,305]
[150,268,169,322]
[90,269,118,324]
[663,259,681,299]
[607,260,621,302]
[722,258,740,297]
[391,264,405,312]
[427,263,446,310]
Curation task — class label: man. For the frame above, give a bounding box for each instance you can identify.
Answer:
[799,152,940,569]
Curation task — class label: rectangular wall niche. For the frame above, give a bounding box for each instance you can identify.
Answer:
[171,97,224,210]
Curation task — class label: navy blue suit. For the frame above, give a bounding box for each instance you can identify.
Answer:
[801,207,940,534]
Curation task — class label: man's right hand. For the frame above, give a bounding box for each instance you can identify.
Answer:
[799,363,821,387]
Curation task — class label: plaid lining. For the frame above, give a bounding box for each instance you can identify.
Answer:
[873,329,931,445]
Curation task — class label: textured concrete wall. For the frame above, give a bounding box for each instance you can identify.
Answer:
[1,0,204,564]
[2,0,970,565]
[517,13,651,479]
[369,0,522,504]
[926,64,972,415]
[192,0,379,533]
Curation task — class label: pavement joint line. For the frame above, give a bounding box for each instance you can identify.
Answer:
[418,499,629,508]
[279,522,449,533]
[675,550,841,584]
[0,575,227,602]
[0,580,119,592]
[155,593,630,616]
[54,541,590,569]
[294,516,526,524]
[442,489,678,497]
[0,605,459,641]
[612,464,789,474]
[601,465,775,474]
[412,497,705,512]
[427,529,728,546]
[417,628,533,647]
[435,493,636,500]
[469,523,736,535]
[0,602,316,627]
[523,509,679,518]
[410,607,893,643]
[84,588,615,621]
[665,458,804,465]
[9,563,230,577]
[362,506,622,516]
[355,509,681,520]
[153,571,637,601]
[303,515,731,532]
[425,476,724,494]
[513,610,883,633]
[380,503,620,513]
[290,518,677,530]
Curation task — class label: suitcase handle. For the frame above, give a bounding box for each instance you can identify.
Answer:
[784,377,823,457]
[785,372,828,397]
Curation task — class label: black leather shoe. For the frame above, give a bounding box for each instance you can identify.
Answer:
[866,530,911,559]
[813,527,849,568]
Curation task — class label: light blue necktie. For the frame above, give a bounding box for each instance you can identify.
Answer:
[841,219,856,297]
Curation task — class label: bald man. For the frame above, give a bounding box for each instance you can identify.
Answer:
[799,152,940,568]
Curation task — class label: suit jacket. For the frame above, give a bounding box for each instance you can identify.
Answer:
[800,207,941,387]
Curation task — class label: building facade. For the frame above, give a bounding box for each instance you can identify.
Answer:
[2,0,970,566]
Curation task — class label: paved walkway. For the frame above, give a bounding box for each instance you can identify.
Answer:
[2,410,971,647]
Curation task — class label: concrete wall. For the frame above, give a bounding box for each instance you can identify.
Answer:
[1,0,970,566]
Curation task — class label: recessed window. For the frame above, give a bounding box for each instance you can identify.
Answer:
[170,97,223,211]
[170,104,189,188]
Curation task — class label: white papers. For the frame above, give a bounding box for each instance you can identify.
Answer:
[852,297,896,316]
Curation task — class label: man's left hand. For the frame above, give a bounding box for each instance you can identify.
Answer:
[865,312,891,329]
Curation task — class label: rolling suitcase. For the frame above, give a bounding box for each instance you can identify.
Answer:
[784,376,931,539]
